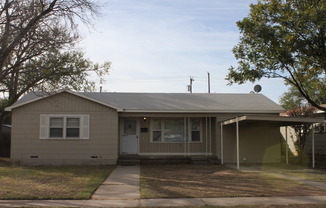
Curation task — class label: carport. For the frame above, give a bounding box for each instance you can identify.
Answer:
[220,115,324,169]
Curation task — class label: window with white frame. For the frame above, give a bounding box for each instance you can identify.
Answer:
[151,118,201,143]
[190,118,201,142]
[40,115,89,139]
[152,119,162,142]
[164,119,185,142]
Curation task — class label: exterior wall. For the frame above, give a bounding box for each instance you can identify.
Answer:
[120,113,282,163]
[120,113,216,156]
[280,127,298,156]
[138,117,213,155]
[305,132,326,155]
[11,92,119,165]
[215,114,282,164]
[221,125,282,163]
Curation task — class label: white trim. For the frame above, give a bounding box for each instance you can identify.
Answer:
[71,91,123,112]
[236,117,240,170]
[285,126,288,165]
[123,109,283,114]
[138,152,213,156]
[205,118,208,156]
[221,115,324,126]
[150,118,203,143]
[40,114,89,140]
[120,118,139,155]
[220,122,224,164]
[6,89,123,112]
[312,124,315,168]
[209,117,212,156]
[189,118,202,142]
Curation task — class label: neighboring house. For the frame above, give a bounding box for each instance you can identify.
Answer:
[280,105,326,157]
[5,90,321,166]
[305,104,326,155]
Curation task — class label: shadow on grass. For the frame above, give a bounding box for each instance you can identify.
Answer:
[140,164,326,199]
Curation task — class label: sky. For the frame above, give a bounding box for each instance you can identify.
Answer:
[80,0,288,103]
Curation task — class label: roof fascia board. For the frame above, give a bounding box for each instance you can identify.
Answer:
[122,110,283,114]
[6,90,123,112]
[220,115,324,126]
[71,91,123,112]
[4,90,67,112]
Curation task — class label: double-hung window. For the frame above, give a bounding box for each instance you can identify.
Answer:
[190,118,201,142]
[152,119,162,142]
[49,117,64,138]
[40,115,89,139]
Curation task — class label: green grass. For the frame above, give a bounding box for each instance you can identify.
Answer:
[0,159,115,200]
[141,164,326,199]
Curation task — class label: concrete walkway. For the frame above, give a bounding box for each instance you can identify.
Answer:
[1,165,326,207]
[92,165,140,200]
[1,196,326,207]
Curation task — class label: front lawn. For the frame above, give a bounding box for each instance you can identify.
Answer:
[141,164,326,199]
[244,163,326,184]
[273,170,326,184]
[0,159,115,200]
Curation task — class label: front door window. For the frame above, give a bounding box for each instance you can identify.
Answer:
[123,119,136,135]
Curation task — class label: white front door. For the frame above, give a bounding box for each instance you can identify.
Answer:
[120,119,139,155]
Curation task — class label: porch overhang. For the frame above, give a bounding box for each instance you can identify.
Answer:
[219,115,324,170]
[220,115,324,127]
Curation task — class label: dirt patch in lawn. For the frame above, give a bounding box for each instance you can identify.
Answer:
[141,164,326,199]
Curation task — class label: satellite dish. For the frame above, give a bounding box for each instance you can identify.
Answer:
[254,85,262,93]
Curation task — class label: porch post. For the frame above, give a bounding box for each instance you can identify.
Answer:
[188,117,190,155]
[220,123,224,164]
[209,117,212,156]
[184,117,187,156]
[236,117,240,170]
[206,117,208,156]
[286,126,288,165]
[312,124,315,168]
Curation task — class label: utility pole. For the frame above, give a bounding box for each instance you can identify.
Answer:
[188,77,194,93]
[207,72,211,93]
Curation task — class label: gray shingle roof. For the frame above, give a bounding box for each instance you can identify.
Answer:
[6,90,284,113]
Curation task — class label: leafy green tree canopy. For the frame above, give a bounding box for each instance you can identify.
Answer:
[226,0,326,111]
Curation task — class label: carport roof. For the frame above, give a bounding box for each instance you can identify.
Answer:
[220,115,324,127]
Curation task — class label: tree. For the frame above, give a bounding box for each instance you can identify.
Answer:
[226,0,326,112]
[280,85,326,110]
[286,106,315,163]
[0,0,110,118]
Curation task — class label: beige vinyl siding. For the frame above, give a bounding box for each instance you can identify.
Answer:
[305,132,326,155]
[221,125,282,163]
[138,117,213,155]
[11,92,119,165]
[214,114,282,163]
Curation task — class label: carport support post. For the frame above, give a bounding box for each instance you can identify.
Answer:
[220,123,224,164]
[286,126,288,165]
[312,124,315,168]
[236,117,240,170]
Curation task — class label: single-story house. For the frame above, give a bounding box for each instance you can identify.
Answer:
[5,90,323,167]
